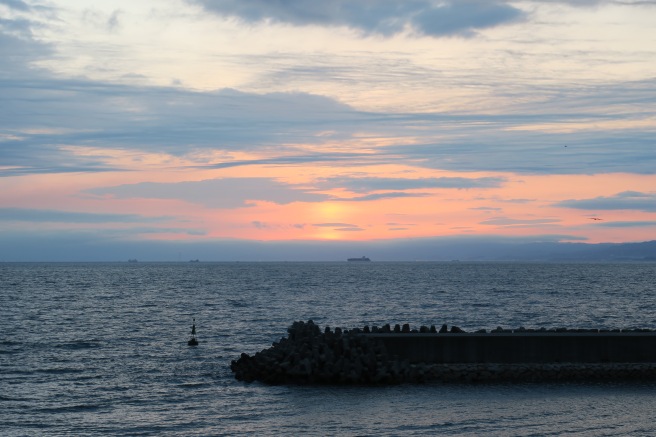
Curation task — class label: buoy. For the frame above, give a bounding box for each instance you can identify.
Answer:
[188,318,198,346]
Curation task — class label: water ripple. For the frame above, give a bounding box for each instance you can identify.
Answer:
[2,262,656,435]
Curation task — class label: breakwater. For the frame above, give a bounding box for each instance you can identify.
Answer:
[374,331,656,364]
[231,321,656,384]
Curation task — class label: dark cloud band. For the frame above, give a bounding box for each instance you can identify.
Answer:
[188,0,524,37]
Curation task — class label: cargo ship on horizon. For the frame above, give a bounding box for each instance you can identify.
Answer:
[347,256,371,262]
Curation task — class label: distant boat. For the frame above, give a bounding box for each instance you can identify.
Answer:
[128,259,138,263]
[189,259,200,263]
[348,256,371,262]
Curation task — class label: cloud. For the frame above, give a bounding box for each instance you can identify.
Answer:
[198,150,391,172]
[185,229,208,235]
[411,1,524,37]
[251,220,305,230]
[0,80,371,176]
[501,199,536,204]
[526,0,656,6]
[302,167,506,204]
[188,0,525,37]
[0,16,33,36]
[252,220,267,229]
[0,139,121,177]
[313,222,359,228]
[106,10,122,32]
[385,126,656,175]
[87,178,331,208]
[0,0,30,11]
[1,84,354,153]
[320,176,506,193]
[1,83,654,177]
[3,67,656,177]
[0,207,171,223]
[2,0,656,181]
[480,216,561,226]
[0,16,52,78]
[119,226,208,236]
[471,206,503,211]
[0,208,207,237]
[312,223,365,232]
[555,191,656,212]
[597,221,656,228]
[338,192,433,202]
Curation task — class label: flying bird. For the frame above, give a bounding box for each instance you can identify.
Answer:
[589,217,603,221]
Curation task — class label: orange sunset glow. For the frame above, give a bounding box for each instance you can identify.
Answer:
[2,0,656,260]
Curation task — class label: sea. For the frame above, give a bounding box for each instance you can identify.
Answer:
[2,261,656,436]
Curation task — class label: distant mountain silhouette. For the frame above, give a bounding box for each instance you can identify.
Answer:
[472,240,656,262]
[320,239,656,262]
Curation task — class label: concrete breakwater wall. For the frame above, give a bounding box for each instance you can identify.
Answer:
[373,332,656,364]
[231,321,656,384]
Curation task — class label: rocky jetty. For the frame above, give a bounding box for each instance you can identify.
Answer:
[231,320,656,385]
[231,320,405,384]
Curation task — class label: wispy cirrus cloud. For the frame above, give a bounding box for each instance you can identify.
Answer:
[0,207,172,223]
[480,216,561,227]
[312,222,364,231]
[596,220,656,228]
[556,191,656,212]
[86,178,331,209]
[528,0,656,6]
[252,220,305,230]
[471,206,503,212]
[0,207,208,239]
[1,83,354,152]
[3,69,656,177]
[3,0,656,180]
[337,192,433,202]
[1,84,654,180]
[313,222,359,228]
[319,176,506,192]
[0,82,368,176]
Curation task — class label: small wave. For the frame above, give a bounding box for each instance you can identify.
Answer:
[55,340,102,350]
[0,394,34,402]
[36,403,103,413]
[178,382,211,389]
[38,367,84,374]
[0,340,23,346]
[227,299,249,308]
[0,341,24,356]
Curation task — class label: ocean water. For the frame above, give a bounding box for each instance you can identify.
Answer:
[2,261,656,436]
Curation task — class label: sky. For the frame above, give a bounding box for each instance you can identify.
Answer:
[1,0,656,261]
